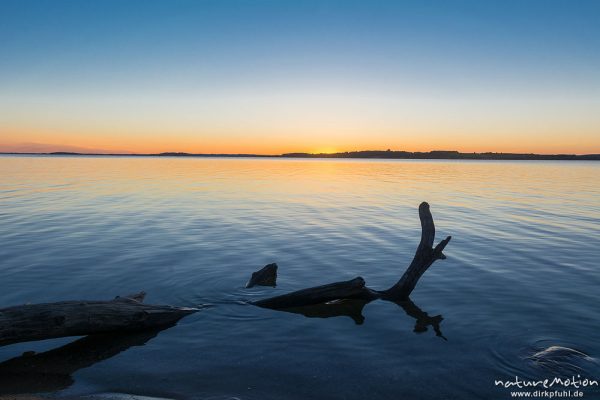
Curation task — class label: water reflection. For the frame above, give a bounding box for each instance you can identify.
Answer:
[266,297,446,339]
[394,299,446,340]
[2,156,599,398]
[0,327,171,394]
[279,298,369,325]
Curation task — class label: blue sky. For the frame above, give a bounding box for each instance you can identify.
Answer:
[1,0,599,154]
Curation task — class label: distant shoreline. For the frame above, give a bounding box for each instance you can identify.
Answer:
[1,150,599,161]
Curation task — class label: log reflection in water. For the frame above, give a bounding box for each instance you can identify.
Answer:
[270,297,446,339]
[0,327,169,394]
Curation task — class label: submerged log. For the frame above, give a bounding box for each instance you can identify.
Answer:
[250,202,451,309]
[0,292,198,347]
[246,263,278,288]
[253,277,378,309]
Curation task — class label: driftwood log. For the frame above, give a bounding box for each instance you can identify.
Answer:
[251,202,451,308]
[0,292,198,347]
[253,277,378,309]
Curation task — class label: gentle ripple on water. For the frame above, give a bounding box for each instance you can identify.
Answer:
[0,155,599,399]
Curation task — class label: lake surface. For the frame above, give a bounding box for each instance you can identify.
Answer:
[1,155,599,399]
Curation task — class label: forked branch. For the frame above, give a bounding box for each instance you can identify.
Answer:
[250,202,451,309]
[380,202,451,301]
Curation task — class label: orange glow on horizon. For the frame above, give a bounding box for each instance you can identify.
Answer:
[2,88,599,156]
[1,132,599,155]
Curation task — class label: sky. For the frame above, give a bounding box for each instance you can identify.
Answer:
[0,0,599,155]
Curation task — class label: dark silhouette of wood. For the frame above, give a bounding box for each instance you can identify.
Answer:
[246,263,278,288]
[380,202,451,301]
[252,277,378,309]
[0,292,198,347]
[250,202,451,309]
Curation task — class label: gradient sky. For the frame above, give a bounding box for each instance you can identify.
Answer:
[1,0,599,154]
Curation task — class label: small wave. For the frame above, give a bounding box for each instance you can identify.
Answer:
[527,345,597,375]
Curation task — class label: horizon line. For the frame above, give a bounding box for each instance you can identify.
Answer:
[1,149,599,161]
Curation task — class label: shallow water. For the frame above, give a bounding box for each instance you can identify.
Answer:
[1,155,599,399]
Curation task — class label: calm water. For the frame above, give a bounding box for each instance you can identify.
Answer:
[1,155,599,399]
